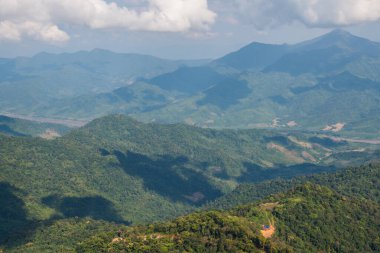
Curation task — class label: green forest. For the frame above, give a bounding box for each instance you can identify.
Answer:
[1,115,380,252]
[77,183,380,253]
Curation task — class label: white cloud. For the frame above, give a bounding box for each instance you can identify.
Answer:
[213,0,380,29]
[0,21,70,42]
[0,0,216,43]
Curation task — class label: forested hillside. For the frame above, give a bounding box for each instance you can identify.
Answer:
[77,184,380,253]
[207,163,380,210]
[1,115,377,251]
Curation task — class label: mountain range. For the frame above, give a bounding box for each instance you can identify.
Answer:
[2,29,380,137]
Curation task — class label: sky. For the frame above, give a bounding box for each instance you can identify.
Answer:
[1,0,380,59]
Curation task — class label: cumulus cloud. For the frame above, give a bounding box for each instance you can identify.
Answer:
[0,0,216,42]
[214,0,380,29]
[0,21,70,42]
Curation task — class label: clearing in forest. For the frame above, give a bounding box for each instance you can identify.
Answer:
[261,224,275,238]
[260,217,276,238]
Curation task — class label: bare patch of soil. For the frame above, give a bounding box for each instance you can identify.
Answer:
[39,129,61,140]
[267,143,305,163]
[261,225,275,239]
[301,151,317,162]
[288,136,312,149]
[323,122,345,132]
[111,237,124,243]
[287,121,297,127]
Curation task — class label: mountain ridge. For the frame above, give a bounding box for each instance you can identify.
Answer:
[2,30,380,134]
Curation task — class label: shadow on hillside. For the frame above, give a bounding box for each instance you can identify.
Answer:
[0,182,130,249]
[0,182,34,247]
[41,195,128,224]
[238,162,337,183]
[0,125,28,137]
[114,150,222,205]
[0,116,29,136]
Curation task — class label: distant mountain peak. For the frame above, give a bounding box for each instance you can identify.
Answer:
[318,28,359,43]
[326,28,353,37]
[294,28,379,53]
[90,48,113,54]
[212,41,289,70]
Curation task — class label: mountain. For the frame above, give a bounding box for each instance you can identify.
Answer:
[135,70,380,132]
[149,66,227,94]
[0,49,203,117]
[77,183,380,253]
[132,30,380,131]
[294,29,380,55]
[264,30,380,75]
[211,42,289,71]
[3,30,380,135]
[213,29,380,76]
[2,115,377,251]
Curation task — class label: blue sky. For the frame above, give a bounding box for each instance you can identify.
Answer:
[1,0,380,59]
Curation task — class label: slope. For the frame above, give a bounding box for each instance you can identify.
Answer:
[265,29,380,76]
[77,184,380,253]
[207,163,380,210]
[0,49,197,117]
[135,30,380,130]
[1,114,367,250]
[212,42,289,71]
[149,66,227,94]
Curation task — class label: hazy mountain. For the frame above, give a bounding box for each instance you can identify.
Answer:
[211,42,289,70]
[2,30,380,135]
[265,29,380,75]
[295,29,380,55]
[0,115,70,137]
[0,49,203,116]
[196,78,251,109]
[149,66,226,94]
[134,30,380,132]
[212,29,380,75]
